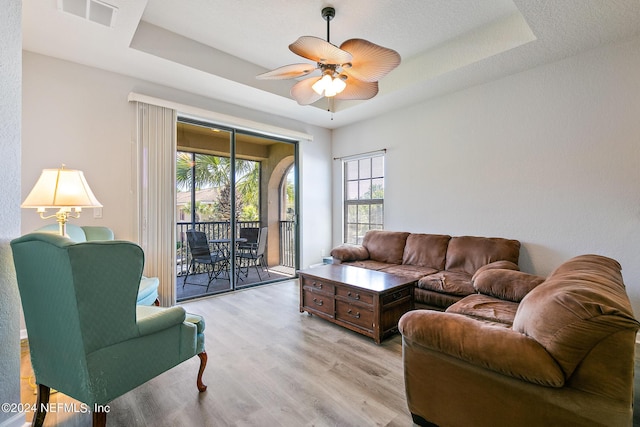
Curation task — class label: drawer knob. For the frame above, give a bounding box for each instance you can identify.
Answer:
[347,291,360,300]
[392,291,403,300]
[347,309,361,319]
[312,282,323,289]
[312,297,323,306]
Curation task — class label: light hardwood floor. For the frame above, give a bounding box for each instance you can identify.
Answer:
[21,279,414,426]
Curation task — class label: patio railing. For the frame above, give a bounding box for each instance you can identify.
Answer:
[176,220,296,275]
[279,220,295,268]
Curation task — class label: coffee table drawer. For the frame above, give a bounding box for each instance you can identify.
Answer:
[301,277,335,295]
[381,286,412,304]
[302,289,334,316]
[335,300,373,330]
[335,287,374,305]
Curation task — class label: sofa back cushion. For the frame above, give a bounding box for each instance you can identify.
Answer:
[473,269,545,302]
[362,230,410,264]
[402,233,451,269]
[513,254,640,378]
[37,224,115,242]
[445,236,520,275]
[38,223,88,242]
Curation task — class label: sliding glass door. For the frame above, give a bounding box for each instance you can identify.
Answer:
[176,119,298,301]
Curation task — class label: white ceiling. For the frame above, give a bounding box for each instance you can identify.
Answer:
[22,0,640,129]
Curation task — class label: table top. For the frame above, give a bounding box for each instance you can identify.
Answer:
[209,238,248,244]
[297,264,416,293]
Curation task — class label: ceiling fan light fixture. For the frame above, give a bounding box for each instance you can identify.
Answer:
[312,74,332,95]
[259,6,400,108]
[332,75,347,94]
[312,73,346,97]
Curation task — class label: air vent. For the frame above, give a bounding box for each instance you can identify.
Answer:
[57,0,118,28]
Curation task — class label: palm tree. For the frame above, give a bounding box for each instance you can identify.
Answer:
[176,152,259,221]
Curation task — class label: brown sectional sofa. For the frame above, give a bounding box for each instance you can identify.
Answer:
[399,254,639,427]
[330,230,521,310]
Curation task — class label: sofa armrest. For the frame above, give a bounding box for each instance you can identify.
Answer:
[472,260,519,281]
[330,244,369,262]
[136,306,186,336]
[473,269,546,302]
[399,310,564,387]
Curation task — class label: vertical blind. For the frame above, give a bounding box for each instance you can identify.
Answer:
[133,102,177,306]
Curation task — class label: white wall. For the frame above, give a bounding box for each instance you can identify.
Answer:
[0,0,22,425]
[333,35,640,315]
[22,52,332,268]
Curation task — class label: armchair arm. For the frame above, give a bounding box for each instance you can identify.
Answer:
[399,310,564,387]
[330,244,369,262]
[473,269,546,302]
[136,306,187,336]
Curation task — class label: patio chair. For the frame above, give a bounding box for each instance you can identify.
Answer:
[184,229,229,290]
[238,227,259,252]
[236,226,271,281]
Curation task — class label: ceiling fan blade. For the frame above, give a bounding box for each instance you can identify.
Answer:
[333,77,379,101]
[339,38,401,82]
[290,77,324,105]
[256,63,317,80]
[289,36,353,64]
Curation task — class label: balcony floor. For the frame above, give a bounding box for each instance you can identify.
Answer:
[177,265,295,301]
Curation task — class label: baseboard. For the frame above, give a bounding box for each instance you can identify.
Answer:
[0,411,28,427]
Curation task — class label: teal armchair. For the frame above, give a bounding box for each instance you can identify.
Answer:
[37,223,159,305]
[11,232,207,427]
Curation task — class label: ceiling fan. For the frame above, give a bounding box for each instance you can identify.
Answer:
[256,7,401,107]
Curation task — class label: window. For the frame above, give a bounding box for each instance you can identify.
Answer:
[344,154,384,244]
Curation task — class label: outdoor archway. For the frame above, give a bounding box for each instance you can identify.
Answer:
[266,155,294,267]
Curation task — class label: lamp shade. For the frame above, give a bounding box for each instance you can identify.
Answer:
[21,168,102,209]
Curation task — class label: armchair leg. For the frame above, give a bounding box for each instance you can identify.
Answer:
[197,351,208,392]
[92,410,107,427]
[32,384,50,427]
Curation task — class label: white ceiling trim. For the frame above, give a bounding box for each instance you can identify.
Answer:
[128,92,314,142]
[23,1,640,129]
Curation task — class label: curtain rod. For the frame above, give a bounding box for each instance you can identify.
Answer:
[128,92,314,142]
[333,148,387,161]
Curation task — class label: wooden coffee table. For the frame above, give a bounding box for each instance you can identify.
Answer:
[298,264,415,344]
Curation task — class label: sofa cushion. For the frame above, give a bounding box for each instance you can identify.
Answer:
[414,288,463,309]
[379,264,438,281]
[418,271,474,296]
[341,260,397,271]
[330,244,369,262]
[473,269,545,302]
[362,230,410,264]
[38,223,88,242]
[445,236,520,275]
[513,254,640,379]
[549,254,623,283]
[446,294,519,325]
[81,226,115,241]
[471,260,520,280]
[402,233,450,269]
